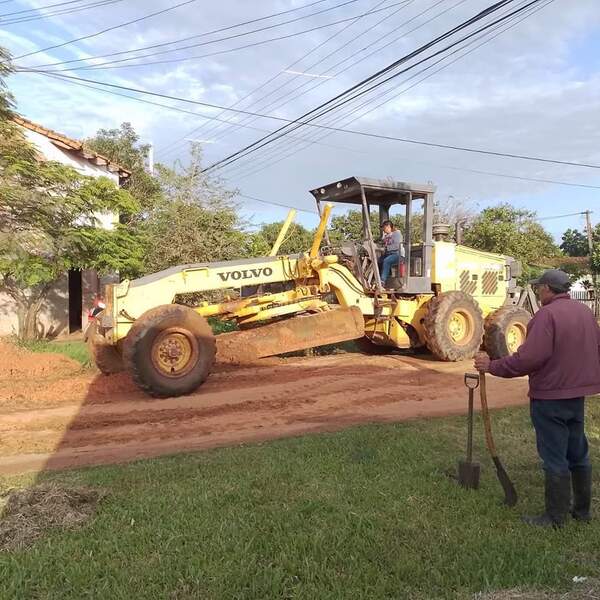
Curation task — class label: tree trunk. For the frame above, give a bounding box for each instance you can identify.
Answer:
[10,286,49,341]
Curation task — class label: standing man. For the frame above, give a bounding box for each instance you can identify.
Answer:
[379,220,404,285]
[474,269,600,527]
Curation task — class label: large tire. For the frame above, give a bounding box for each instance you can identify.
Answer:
[123,304,216,398]
[423,291,484,361]
[484,306,530,359]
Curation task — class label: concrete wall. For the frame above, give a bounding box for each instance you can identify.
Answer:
[0,128,121,338]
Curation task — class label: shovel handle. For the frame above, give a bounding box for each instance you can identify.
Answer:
[479,371,498,458]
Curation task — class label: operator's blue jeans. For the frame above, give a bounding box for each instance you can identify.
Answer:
[380,253,400,282]
[530,398,590,475]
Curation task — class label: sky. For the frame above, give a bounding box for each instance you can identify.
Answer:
[2,0,600,240]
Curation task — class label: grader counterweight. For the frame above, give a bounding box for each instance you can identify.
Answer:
[91,176,531,397]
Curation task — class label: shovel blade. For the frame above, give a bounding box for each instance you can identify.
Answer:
[458,460,481,490]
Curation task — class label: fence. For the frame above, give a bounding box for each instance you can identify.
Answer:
[571,290,599,317]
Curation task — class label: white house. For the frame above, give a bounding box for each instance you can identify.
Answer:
[0,117,131,338]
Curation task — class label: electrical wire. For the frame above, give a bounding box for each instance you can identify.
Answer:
[33,1,408,72]
[22,0,329,68]
[18,68,600,196]
[159,0,411,158]
[205,0,465,156]
[224,0,543,180]
[17,67,600,172]
[1,0,91,17]
[202,0,532,173]
[13,0,202,61]
[1,0,126,25]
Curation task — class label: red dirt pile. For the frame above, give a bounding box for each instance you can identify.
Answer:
[0,339,82,379]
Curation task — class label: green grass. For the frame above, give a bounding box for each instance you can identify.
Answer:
[1,403,599,599]
[18,339,91,368]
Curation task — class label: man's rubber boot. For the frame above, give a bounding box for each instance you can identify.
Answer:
[522,472,571,528]
[571,467,592,522]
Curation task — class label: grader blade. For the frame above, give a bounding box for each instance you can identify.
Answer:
[216,306,364,363]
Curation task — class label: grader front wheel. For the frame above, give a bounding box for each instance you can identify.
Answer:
[123,305,216,398]
[423,291,484,361]
[484,306,530,359]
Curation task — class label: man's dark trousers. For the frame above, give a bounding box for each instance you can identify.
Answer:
[530,398,590,474]
[530,398,592,523]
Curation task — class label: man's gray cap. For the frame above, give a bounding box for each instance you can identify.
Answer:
[530,269,571,292]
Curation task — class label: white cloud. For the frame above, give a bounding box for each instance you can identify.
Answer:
[4,0,599,238]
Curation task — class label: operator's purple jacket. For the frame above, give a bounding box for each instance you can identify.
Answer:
[489,294,600,400]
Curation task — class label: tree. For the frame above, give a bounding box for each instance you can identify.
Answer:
[560,228,588,257]
[85,122,162,214]
[329,210,380,244]
[0,47,13,120]
[249,221,314,256]
[141,146,245,272]
[0,159,142,339]
[463,204,559,283]
[0,57,143,339]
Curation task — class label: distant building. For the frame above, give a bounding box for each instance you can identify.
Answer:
[0,117,131,338]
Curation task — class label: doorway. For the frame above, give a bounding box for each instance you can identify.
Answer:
[68,269,82,332]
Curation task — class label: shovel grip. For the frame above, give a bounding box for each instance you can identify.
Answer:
[479,371,498,457]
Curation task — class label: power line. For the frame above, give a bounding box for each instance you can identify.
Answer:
[1,0,126,26]
[198,0,424,148]
[238,193,318,214]
[536,211,590,222]
[1,0,91,17]
[224,0,542,180]
[26,0,362,69]
[33,1,408,73]
[213,0,467,168]
[159,0,412,158]
[36,70,383,155]
[17,67,600,172]
[203,0,554,173]
[13,0,201,61]
[21,68,600,192]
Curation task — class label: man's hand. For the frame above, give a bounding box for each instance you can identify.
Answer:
[474,351,491,373]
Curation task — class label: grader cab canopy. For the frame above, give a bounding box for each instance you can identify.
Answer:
[310,177,435,293]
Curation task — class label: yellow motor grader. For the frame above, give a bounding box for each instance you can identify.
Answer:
[90,177,531,397]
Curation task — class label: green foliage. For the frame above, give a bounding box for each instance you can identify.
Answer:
[0,47,14,120]
[463,204,559,283]
[18,339,91,367]
[249,220,314,256]
[560,228,588,257]
[329,209,380,244]
[85,122,162,213]
[141,147,244,271]
[0,103,144,338]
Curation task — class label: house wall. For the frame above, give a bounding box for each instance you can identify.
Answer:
[0,128,122,338]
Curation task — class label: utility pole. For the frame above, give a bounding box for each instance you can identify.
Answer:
[584,210,599,317]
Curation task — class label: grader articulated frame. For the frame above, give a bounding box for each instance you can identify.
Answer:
[91,177,531,398]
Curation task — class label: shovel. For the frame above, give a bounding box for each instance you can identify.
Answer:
[478,371,518,507]
[458,373,481,489]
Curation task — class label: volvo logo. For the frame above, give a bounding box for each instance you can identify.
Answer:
[217,267,274,282]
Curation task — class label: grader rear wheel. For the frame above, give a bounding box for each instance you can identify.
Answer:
[423,291,484,361]
[484,306,530,359]
[123,304,216,398]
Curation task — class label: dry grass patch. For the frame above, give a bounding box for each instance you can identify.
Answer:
[475,578,600,599]
[0,483,106,552]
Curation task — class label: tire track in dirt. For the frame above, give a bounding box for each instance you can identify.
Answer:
[0,353,529,474]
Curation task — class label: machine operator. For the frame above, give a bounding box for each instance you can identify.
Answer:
[379,220,404,284]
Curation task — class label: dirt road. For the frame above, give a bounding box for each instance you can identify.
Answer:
[0,349,529,475]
